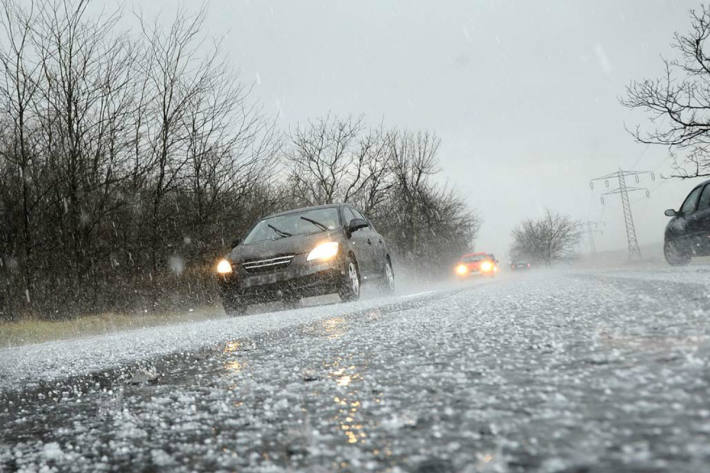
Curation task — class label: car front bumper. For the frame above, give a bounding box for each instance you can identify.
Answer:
[218,255,345,304]
[456,269,496,278]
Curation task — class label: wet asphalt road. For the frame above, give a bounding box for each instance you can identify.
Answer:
[2,269,710,472]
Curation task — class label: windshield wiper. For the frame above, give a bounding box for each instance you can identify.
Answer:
[300,216,328,231]
[268,223,292,238]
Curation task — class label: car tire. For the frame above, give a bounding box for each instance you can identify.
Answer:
[223,297,248,316]
[378,258,395,294]
[664,239,691,266]
[338,256,361,302]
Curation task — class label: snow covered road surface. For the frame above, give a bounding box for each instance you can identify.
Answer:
[0,289,463,393]
[2,268,710,472]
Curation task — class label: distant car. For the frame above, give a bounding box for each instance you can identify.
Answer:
[510,261,531,270]
[663,179,710,265]
[216,204,395,314]
[454,252,498,277]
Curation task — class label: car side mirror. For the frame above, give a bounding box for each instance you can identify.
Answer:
[664,209,678,217]
[348,218,369,233]
[230,238,241,248]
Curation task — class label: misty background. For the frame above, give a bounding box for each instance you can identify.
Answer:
[130,0,698,259]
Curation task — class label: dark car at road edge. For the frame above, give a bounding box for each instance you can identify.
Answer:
[510,261,531,270]
[216,204,395,314]
[664,178,710,265]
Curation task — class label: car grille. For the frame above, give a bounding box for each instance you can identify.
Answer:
[242,255,295,273]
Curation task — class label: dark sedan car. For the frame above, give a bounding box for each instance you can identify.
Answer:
[216,204,395,314]
[663,179,710,265]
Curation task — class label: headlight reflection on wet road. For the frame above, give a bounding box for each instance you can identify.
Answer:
[223,340,250,378]
[327,357,368,445]
[301,315,348,340]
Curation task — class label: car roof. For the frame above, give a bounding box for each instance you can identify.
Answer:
[265,203,342,219]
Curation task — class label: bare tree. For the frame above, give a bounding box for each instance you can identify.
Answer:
[510,209,581,265]
[287,115,390,206]
[0,1,282,319]
[284,119,480,273]
[385,130,440,257]
[138,8,211,271]
[179,54,280,257]
[30,0,141,294]
[623,5,710,178]
[0,0,41,299]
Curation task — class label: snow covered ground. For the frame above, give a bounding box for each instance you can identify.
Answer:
[2,268,710,472]
[0,288,455,393]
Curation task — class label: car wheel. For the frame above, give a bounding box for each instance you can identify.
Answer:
[338,256,361,302]
[379,258,395,294]
[223,297,248,316]
[664,239,691,266]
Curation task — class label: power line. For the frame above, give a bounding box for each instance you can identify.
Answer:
[590,169,654,260]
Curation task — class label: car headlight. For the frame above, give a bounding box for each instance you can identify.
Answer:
[481,261,493,272]
[455,264,468,275]
[217,259,233,274]
[307,241,339,261]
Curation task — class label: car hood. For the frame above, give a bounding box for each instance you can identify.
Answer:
[230,230,342,262]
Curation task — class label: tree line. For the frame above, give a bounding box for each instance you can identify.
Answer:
[509,209,581,266]
[0,1,478,320]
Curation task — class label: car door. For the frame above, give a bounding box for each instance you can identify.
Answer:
[687,184,710,253]
[673,185,703,247]
[342,206,374,276]
[352,207,384,274]
[353,208,386,274]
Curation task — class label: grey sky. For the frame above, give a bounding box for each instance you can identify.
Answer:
[138,0,700,258]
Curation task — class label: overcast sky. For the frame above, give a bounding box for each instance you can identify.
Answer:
[134,0,701,258]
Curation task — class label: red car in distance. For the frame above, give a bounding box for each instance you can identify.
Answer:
[454,252,498,278]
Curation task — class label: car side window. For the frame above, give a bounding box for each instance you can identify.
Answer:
[697,185,710,210]
[342,207,356,226]
[681,186,703,214]
[351,208,373,230]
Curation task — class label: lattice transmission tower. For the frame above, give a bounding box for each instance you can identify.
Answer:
[590,169,654,260]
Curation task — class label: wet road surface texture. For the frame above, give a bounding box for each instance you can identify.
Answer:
[2,269,710,472]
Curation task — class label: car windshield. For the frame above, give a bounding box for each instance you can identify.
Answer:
[243,208,340,244]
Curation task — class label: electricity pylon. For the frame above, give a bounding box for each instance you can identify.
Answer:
[590,169,654,260]
[584,221,604,255]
